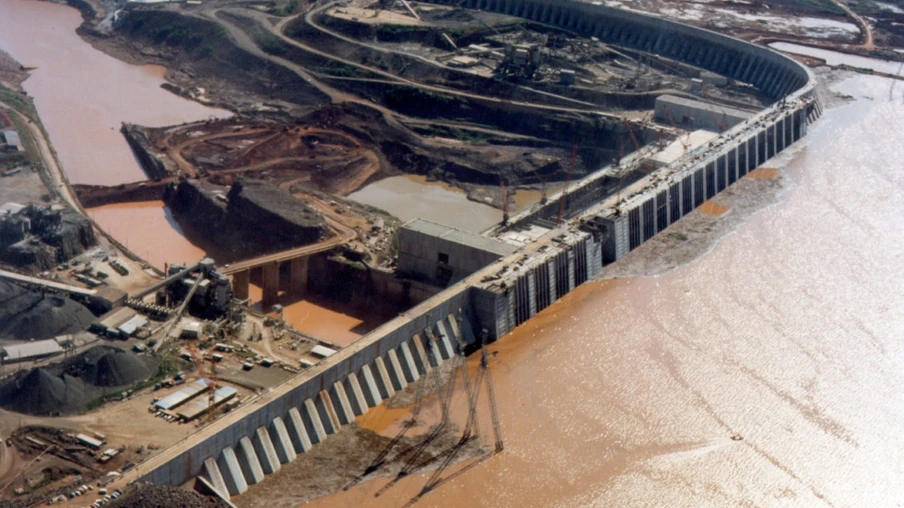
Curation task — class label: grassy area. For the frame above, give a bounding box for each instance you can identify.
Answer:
[269,0,301,17]
[0,85,37,121]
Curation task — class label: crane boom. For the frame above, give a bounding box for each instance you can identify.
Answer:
[623,118,642,152]
[556,143,578,226]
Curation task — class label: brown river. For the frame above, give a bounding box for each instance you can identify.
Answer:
[2,0,903,505]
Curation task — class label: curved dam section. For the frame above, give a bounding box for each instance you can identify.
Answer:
[425,0,813,101]
[135,0,822,498]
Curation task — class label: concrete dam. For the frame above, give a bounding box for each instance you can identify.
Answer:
[137,0,822,499]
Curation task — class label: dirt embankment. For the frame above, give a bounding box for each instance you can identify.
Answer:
[79,7,330,114]
[121,123,169,180]
[163,178,328,263]
[0,48,29,90]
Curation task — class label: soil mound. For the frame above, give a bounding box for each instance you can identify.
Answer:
[0,368,93,415]
[0,280,95,340]
[64,345,155,387]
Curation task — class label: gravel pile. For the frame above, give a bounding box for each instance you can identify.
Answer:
[108,482,230,508]
[0,368,95,415]
[0,346,159,415]
[63,345,155,387]
[0,280,94,340]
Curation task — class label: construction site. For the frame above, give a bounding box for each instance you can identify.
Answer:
[0,0,855,504]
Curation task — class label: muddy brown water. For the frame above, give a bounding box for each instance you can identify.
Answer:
[286,75,904,507]
[87,201,206,270]
[0,0,230,187]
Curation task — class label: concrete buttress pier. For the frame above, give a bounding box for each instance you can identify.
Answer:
[232,270,249,301]
[261,261,279,310]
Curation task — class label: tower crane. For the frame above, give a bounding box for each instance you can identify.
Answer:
[184,340,218,424]
[556,143,578,227]
[500,178,509,226]
[662,104,690,152]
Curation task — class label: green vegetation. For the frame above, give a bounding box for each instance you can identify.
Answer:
[0,85,37,121]
[800,0,846,14]
[122,13,227,59]
[669,232,688,241]
[270,0,301,17]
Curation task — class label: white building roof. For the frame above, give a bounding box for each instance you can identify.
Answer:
[0,203,25,215]
[310,345,337,358]
[2,340,64,361]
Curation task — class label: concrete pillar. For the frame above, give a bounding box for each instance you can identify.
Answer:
[289,257,309,296]
[302,398,327,443]
[409,335,430,375]
[373,357,398,397]
[427,336,444,368]
[385,351,408,391]
[203,457,229,499]
[232,270,250,301]
[398,343,421,383]
[359,365,383,407]
[261,261,280,310]
[344,373,369,415]
[287,407,313,453]
[434,321,455,359]
[269,417,297,464]
[330,381,354,425]
[236,436,265,485]
[317,390,342,432]
[217,447,248,496]
[252,427,281,474]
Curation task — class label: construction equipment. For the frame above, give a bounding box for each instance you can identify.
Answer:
[662,104,689,152]
[500,179,509,226]
[185,341,218,424]
[556,143,578,226]
[623,117,642,153]
[480,329,503,453]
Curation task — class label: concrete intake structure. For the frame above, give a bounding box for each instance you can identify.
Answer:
[136,0,821,499]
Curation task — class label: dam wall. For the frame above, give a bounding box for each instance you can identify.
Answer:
[137,0,822,497]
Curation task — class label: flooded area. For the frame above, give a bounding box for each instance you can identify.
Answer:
[87,201,206,270]
[294,73,904,507]
[0,0,231,186]
[772,41,904,75]
[348,175,504,233]
[246,284,395,347]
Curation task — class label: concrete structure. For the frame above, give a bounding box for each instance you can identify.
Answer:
[398,218,518,286]
[135,0,822,499]
[1,340,64,363]
[654,95,753,133]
